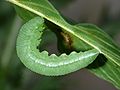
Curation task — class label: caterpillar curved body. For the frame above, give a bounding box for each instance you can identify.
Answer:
[16,17,99,76]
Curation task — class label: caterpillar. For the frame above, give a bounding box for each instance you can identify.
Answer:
[16,17,99,76]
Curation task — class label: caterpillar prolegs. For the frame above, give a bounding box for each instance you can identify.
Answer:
[16,17,99,76]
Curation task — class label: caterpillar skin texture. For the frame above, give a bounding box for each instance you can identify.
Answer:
[16,17,99,76]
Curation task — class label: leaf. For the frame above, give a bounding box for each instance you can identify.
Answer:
[8,0,120,89]
[77,23,120,89]
[14,6,36,21]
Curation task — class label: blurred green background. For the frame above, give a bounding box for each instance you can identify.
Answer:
[0,0,120,90]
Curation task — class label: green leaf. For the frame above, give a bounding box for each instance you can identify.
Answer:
[8,0,120,89]
[14,6,36,22]
[77,23,120,89]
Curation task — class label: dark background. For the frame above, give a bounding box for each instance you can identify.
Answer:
[0,0,120,90]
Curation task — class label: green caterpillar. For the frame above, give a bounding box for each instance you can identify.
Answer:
[16,17,99,76]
